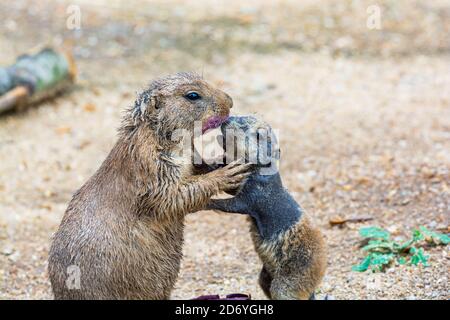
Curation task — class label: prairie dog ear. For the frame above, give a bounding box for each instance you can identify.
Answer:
[143,94,158,112]
[134,90,160,121]
[150,95,159,109]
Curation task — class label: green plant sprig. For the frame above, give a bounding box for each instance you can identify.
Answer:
[352,226,449,272]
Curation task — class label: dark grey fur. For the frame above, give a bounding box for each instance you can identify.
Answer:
[205,116,302,240]
[197,115,327,300]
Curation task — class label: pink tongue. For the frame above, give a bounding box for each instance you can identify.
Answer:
[202,115,229,133]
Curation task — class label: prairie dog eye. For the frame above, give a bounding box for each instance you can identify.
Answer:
[185,91,201,101]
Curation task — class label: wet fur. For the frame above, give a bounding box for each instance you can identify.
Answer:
[48,72,247,299]
[202,116,327,300]
[250,216,327,299]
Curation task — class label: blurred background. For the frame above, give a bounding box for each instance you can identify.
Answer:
[0,0,449,299]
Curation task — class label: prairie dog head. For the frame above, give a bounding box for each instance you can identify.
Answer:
[132,72,233,139]
[220,115,280,172]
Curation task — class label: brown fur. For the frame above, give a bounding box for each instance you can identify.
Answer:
[249,215,327,300]
[200,115,327,300]
[48,72,251,299]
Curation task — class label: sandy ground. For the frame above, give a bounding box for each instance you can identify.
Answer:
[0,0,449,299]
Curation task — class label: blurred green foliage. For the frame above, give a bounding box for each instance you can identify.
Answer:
[352,226,449,272]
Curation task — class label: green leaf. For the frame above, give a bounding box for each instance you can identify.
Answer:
[370,253,394,266]
[360,226,390,240]
[397,256,407,265]
[412,229,424,242]
[362,240,394,252]
[352,255,372,272]
[396,238,415,251]
[419,226,450,245]
[353,225,448,273]
[410,247,429,266]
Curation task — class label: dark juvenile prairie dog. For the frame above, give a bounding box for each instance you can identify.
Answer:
[48,73,251,299]
[203,116,327,300]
